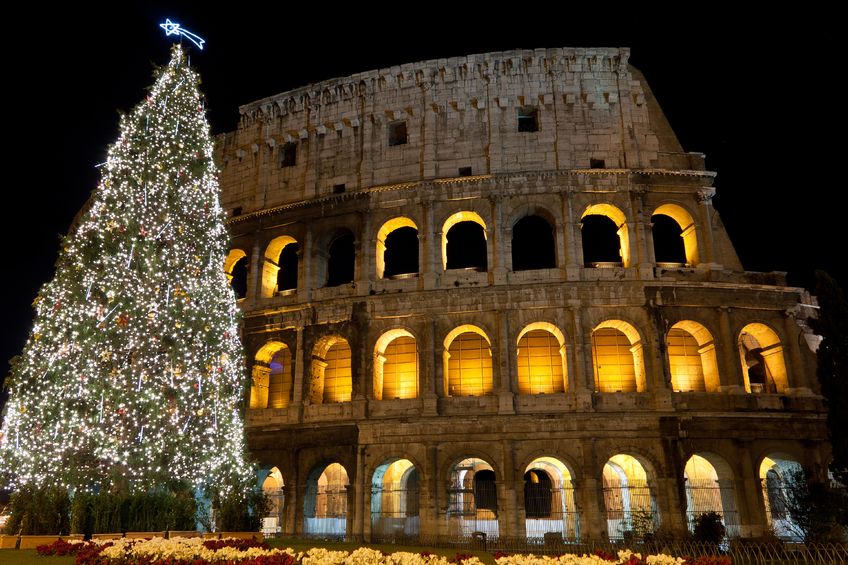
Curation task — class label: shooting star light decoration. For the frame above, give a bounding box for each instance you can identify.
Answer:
[159,19,205,50]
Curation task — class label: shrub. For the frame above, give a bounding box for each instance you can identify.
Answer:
[69,487,197,535]
[692,511,726,545]
[213,487,270,532]
[2,484,70,535]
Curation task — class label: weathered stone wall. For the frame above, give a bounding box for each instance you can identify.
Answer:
[217,48,828,542]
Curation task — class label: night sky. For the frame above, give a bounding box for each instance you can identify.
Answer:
[2,7,843,399]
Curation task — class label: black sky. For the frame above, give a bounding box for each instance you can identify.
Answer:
[2,7,843,393]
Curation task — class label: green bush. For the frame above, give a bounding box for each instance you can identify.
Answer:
[2,484,71,535]
[69,488,197,535]
[692,511,726,545]
[213,487,270,532]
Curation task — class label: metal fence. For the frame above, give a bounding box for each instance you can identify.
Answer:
[685,478,741,538]
[523,483,580,541]
[371,483,420,540]
[601,477,657,541]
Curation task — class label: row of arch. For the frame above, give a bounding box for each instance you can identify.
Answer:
[261,451,805,541]
[227,202,702,298]
[249,319,789,408]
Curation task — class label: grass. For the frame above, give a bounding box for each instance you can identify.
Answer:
[0,549,75,564]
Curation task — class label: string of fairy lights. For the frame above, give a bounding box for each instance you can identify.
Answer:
[0,41,252,494]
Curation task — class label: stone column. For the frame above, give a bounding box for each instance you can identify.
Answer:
[629,187,654,279]
[421,201,439,288]
[301,227,314,301]
[578,439,607,541]
[497,312,514,414]
[291,327,305,421]
[356,212,372,296]
[561,190,582,280]
[783,312,812,394]
[248,238,263,307]
[352,445,366,541]
[569,304,593,409]
[499,441,520,538]
[422,318,439,414]
[717,307,745,392]
[737,441,768,538]
[490,196,508,285]
[695,188,719,268]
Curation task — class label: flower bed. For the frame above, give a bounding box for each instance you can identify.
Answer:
[34,538,729,565]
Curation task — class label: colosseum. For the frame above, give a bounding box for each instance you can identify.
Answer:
[215,47,828,543]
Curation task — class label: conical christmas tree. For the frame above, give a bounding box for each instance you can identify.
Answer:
[0,45,251,495]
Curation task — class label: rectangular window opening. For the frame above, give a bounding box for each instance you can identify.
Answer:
[333,183,346,194]
[517,106,539,132]
[388,121,408,146]
[590,158,606,169]
[281,142,297,167]
[458,166,473,177]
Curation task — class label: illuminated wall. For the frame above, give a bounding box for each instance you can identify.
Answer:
[582,204,630,267]
[653,204,698,266]
[323,342,352,403]
[445,326,493,396]
[382,336,418,399]
[251,341,291,408]
[738,323,788,393]
[376,217,418,279]
[592,321,645,392]
[261,235,298,297]
[668,321,720,392]
[517,325,566,394]
[316,463,349,518]
[441,211,487,270]
[224,248,247,282]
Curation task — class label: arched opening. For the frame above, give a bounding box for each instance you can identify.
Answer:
[444,325,493,397]
[684,453,740,538]
[581,204,629,268]
[442,211,487,271]
[653,204,698,266]
[326,232,355,287]
[371,459,420,540]
[250,342,293,409]
[447,457,499,538]
[277,242,299,293]
[516,323,567,394]
[759,454,804,540]
[512,215,556,271]
[377,217,419,279]
[602,454,657,542]
[668,321,720,392]
[523,457,579,541]
[262,236,297,297]
[738,323,789,393]
[310,337,352,404]
[374,329,419,400]
[225,249,248,299]
[592,321,646,392]
[303,462,349,538]
[261,467,285,534]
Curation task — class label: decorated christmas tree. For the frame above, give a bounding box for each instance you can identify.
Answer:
[0,45,252,496]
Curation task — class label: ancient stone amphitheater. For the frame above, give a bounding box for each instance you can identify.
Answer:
[215,47,828,543]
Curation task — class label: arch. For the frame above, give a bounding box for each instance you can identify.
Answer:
[592,320,646,392]
[303,462,349,538]
[310,336,352,404]
[262,467,285,533]
[683,453,740,537]
[668,321,720,392]
[371,458,420,539]
[225,249,249,300]
[512,215,556,271]
[581,203,630,268]
[759,453,804,540]
[374,329,419,400]
[738,323,789,393]
[376,217,419,279]
[516,322,568,394]
[262,236,298,297]
[444,325,493,397]
[602,454,657,541]
[523,456,579,541]
[326,231,356,287]
[653,203,698,266]
[442,211,487,271]
[250,341,293,409]
[446,457,499,538]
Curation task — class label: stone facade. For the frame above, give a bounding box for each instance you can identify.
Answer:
[216,47,828,542]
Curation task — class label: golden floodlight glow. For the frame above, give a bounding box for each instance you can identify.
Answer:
[444,326,492,397]
[374,329,418,400]
[592,321,645,392]
[441,211,487,270]
[582,203,630,267]
[376,217,418,279]
[738,323,788,393]
[262,235,298,297]
[653,204,698,265]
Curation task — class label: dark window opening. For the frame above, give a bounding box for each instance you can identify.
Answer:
[581,215,621,266]
[326,233,355,287]
[281,142,297,167]
[333,184,346,194]
[518,106,539,132]
[458,166,473,177]
[230,257,248,299]
[651,214,686,264]
[277,242,299,292]
[389,121,408,146]
[512,215,556,271]
[590,158,605,169]
[384,227,419,278]
[446,221,487,271]
[232,206,243,217]
[524,470,553,518]
[474,470,497,513]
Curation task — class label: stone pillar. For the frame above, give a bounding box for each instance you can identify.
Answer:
[422,318,439,414]
[292,327,305,421]
[248,238,263,307]
[655,474,688,536]
[302,227,314,301]
[695,188,719,268]
[499,441,520,538]
[569,305,594,409]
[629,187,654,279]
[490,196,508,284]
[783,312,812,394]
[578,439,607,541]
[421,201,439,288]
[283,480,297,535]
[717,307,745,392]
[357,213,372,296]
[497,312,514,414]
[352,445,366,541]
[737,441,768,538]
[561,191,582,280]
